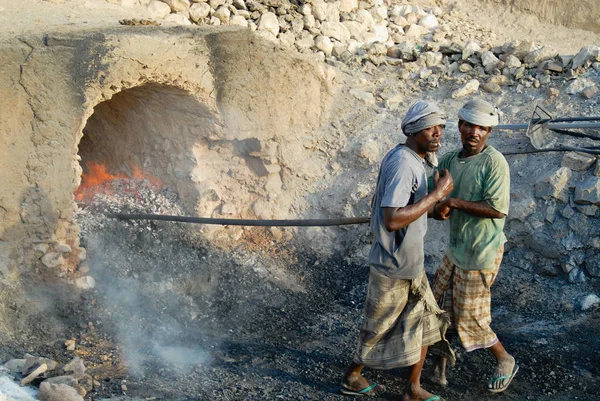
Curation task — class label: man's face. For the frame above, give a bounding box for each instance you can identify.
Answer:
[413,124,444,154]
[459,120,491,155]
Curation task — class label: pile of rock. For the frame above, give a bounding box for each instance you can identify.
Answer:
[3,354,93,401]
[506,151,600,283]
[130,0,600,98]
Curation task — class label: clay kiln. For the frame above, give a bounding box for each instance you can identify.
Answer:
[0,25,333,292]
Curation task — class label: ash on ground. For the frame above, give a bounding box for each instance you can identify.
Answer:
[57,180,600,400]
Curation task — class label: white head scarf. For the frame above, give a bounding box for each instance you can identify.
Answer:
[401,101,447,136]
[458,99,499,127]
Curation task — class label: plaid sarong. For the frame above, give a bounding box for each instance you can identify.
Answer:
[353,268,449,369]
[430,245,504,356]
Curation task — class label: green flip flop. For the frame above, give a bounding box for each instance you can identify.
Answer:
[488,364,519,393]
[340,382,380,396]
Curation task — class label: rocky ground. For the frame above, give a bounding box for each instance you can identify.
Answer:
[1,0,600,400]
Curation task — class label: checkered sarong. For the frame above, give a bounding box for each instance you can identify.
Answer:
[430,245,504,354]
[353,268,449,369]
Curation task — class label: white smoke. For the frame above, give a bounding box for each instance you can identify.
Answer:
[0,375,37,401]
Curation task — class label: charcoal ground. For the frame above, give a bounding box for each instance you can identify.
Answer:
[57,203,600,401]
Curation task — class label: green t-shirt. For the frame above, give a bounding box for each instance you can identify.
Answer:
[430,146,510,270]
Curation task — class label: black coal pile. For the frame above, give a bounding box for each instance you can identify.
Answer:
[51,177,600,401]
[73,178,372,400]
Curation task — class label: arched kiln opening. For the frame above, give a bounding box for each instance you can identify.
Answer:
[76,83,221,213]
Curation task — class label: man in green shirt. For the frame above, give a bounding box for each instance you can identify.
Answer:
[428,99,518,394]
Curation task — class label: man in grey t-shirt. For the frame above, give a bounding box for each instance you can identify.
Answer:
[341,101,453,401]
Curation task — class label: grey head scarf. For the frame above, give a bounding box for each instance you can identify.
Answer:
[401,101,447,136]
[458,99,500,127]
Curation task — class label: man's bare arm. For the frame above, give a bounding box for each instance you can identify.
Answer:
[440,198,505,219]
[384,170,453,231]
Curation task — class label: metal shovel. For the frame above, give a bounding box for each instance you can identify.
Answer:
[496,105,600,155]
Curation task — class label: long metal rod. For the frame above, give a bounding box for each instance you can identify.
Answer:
[550,128,600,140]
[109,213,370,226]
[503,145,600,155]
[539,117,600,123]
[497,122,600,130]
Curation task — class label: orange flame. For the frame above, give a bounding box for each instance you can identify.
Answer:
[75,161,161,202]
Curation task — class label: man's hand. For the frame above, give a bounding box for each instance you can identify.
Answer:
[433,169,453,199]
[433,199,452,220]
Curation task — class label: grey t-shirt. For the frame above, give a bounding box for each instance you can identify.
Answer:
[369,145,428,279]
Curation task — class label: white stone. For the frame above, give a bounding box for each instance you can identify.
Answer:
[311,0,328,22]
[326,2,340,23]
[38,382,84,401]
[355,9,375,30]
[572,45,600,69]
[232,0,246,10]
[189,2,210,21]
[535,167,572,203]
[418,14,438,29]
[213,6,231,23]
[161,0,190,12]
[258,12,279,36]
[462,40,481,60]
[320,21,350,42]
[392,4,414,17]
[511,40,539,60]
[164,13,192,25]
[581,294,600,310]
[566,78,595,95]
[372,6,388,22]
[404,24,428,39]
[562,151,596,171]
[524,49,544,66]
[332,43,347,57]
[392,15,408,28]
[147,0,171,18]
[574,176,600,205]
[75,276,96,290]
[368,23,389,44]
[504,54,521,68]
[298,3,311,17]
[419,68,432,79]
[229,15,248,27]
[55,243,72,253]
[342,21,364,41]
[208,0,224,8]
[481,50,500,73]
[339,0,357,13]
[303,14,316,29]
[420,51,442,67]
[295,31,315,51]
[41,252,64,268]
[314,35,333,56]
[347,39,363,54]
[3,359,25,373]
[451,79,480,98]
[63,357,86,377]
[34,243,50,254]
